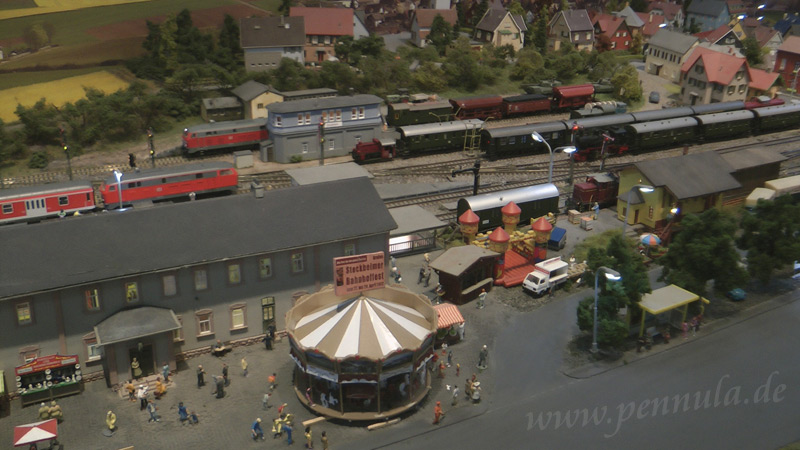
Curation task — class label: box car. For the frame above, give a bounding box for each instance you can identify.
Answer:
[502,94,551,117]
[450,96,504,120]
[386,101,452,127]
[456,184,559,232]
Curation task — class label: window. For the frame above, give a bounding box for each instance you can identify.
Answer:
[615,32,620,37]
[322,111,327,122]
[84,332,101,362]
[351,108,357,120]
[329,139,335,151]
[275,116,282,127]
[173,315,184,342]
[20,346,40,363]
[336,110,342,121]
[58,196,68,206]
[305,113,311,124]
[738,84,746,93]
[324,35,331,44]
[257,103,264,109]
[727,86,735,95]
[586,32,591,40]
[344,243,356,256]
[230,304,247,330]
[622,31,627,37]
[15,301,33,326]
[196,310,214,336]
[298,113,303,123]
[624,40,629,46]
[312,35,318,44]
[125,282,139,303]
[779,58,786,71]
[291,252,305,273]
[302,143,309,153]
[85,288,101,311]
[736,71,744,80]
[163,274,177,297]
[228,263,242,285]
[2,204,12,214]
[259,257,273,279]
[612,42,616,49]
[358,107,365,119]
[695,65,704,74]
[194,268,208,291]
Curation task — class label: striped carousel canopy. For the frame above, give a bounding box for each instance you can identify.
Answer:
[288,286,437,361]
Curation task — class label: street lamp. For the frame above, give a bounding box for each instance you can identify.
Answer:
[531,131,554,183]
[599,133,615,171]
[113,170,123,210]
[592,267,622,353]
[622,184,654,235]
[563,145,577,195]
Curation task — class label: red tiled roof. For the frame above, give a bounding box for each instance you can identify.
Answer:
[748,67,779,91]
[290,6,354,36]
[681,47,746,85]
[777,35,800,55]
[592,13,626,35]
[414,8,458,28]
[752,26,778,48]
[646,1,682,21]
[433,303,464,329]
[637,12,666,37]
[693,25,734,44]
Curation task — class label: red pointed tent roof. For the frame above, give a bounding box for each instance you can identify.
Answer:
[458,209,480,225]
[501,201,522,216]
[488,227,510,243]
[532,217,553,232]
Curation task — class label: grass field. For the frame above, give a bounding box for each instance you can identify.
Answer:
[0,70,129,122]
[0,0,150,20]
[0,66,116,90]
[0,37,145,70]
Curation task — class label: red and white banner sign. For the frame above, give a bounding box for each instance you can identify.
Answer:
[334,252,385,296]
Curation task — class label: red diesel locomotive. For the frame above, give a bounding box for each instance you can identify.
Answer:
[182,118,268,155]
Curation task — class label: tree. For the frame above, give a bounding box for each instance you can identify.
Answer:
[660,208,747,296]
[630,0,649,12]
[334,35,355,63]
[316,61,358,94]
[22,24,47,51]
[610,64,642,103]
[278,0,294,15]
[473,0,489,26]
[595,34,613,52]
[43,22,56,44]
[629,32,643,55]
[606,0,621,12]
[510,46,545,81]
[427,14,454,56]
[532,6,549,53]
[272,58,308,91]
[742,36,764,66]
[738,196,800,284]
[587,233,652,309]
[508,1,526,17]
[353,34,385,58]
[14,99,60,145]
[412,61,447,92]
[442,37,485,91]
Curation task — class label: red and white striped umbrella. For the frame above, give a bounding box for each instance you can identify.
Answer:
[13,419,57,447]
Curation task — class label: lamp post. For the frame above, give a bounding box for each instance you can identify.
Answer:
[113,170,123,210]
[622,184,654,235]
[592,267,622,353]
[599,133,614,172]
[564,145,577,194]
[531,131,554,183]
[318,120,325,166]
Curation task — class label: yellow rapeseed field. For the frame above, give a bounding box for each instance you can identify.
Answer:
[0,0,149,20]
[0,70,129,123]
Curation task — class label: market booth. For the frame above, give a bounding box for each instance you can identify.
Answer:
[429,246,500,305]
[14,355,82,407]
[433,303,465,346]
[637,284,709,337]
[286,284,438,421]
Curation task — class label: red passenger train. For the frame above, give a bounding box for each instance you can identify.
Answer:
[0,181,96,225]
[99,162,238,208]
[182,118,268,155]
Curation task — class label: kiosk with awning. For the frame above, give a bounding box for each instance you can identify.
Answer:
[637,284,709,336]
[433,303,465,344]
[15,355,82,407]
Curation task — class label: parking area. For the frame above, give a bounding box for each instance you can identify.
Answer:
[632,60,680,110]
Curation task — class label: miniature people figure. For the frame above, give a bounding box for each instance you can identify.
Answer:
[306,387,314,406]
[283,421,294,445]
[418,267,426,284]
[592,202,600,220]
[125,380,136,401]
[424,253,431,264]
[131,357,142,379]
[447,350,453,367]
[252,418,265,441]
[438,361,446,378]
[465,378,473,398]
[637,335,646,353]
[269,372,278,391]
[49,400,63,422]
[663,329,671,344]
[456,363,461,377]
[178,402,188,424]
[390,255,397,269]
[154,378,167,399]
[58,209,66,218]
[478,345,488,369]
[214,375,225,398]
[433,401,444,424]
[189,411,199,425]
[452,385,459,406]
[424,267,432,287]
[569,255,576,269]
[264,330,273,351]
[222,363,229,386]
[38,402,50,420]
[106,411,117,431]
[305,426,313,449]
[691,316,699,335]
[241,357,248,377]
[682,322,689,339]
[273,416,284,438]
[321,431,329,450]
[197,365,206,388]
[458,322,465,340]
[161,362,170,382]
[263,392,272,410]
[477,289,486,309]
[278,402,288,416]
[146,399,159,423]
[137,385,148,410]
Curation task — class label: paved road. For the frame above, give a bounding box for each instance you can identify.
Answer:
[348,287,800,449]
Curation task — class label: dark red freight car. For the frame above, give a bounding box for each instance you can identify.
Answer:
[502,94,552,117]
[450,95,504,120]
[552,84,595,110]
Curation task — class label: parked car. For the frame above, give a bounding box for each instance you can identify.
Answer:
[649,91,660,104]
[726,288,746,301]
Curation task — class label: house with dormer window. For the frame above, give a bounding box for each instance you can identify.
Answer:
[266,95,383,163]
[592,13,632,51]
[693,25,742,51]
[473,0,527,52]
[290,7,368,65]
[548,9,594,52]
[680,46,778,105]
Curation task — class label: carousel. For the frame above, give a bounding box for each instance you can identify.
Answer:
[285,284,437,421]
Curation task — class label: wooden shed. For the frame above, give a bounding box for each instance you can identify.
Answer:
[429,246,500,305]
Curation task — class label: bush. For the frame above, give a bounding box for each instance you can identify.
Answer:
[598,319,628,347]
[290,155,304,163]
[28,152,50,169]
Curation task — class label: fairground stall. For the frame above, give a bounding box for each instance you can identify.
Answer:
[286,280,437,421]
[14,355,82,407]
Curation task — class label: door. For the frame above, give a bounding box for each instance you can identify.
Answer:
[129,344,155,378]
[634,209,640,225]
[25,198,47,219]
[261,296,275,334]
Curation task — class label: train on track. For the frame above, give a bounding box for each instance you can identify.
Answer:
[182,119,268,155]
[0,162,239,225]
[355,97,793,162]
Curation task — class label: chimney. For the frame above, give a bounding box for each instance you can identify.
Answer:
[649,14,653,23]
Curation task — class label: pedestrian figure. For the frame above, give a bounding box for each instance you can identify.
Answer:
[690,317,698,336]
[197,365,206,388]
[146,400,159,423]
[320,431,329,450]
[264,329,273,350]
[212,375,225,398]
[592,202,600,220]
[278,402,288,416]
[106,411,117,432]
[241,357,248,377]
[306,387,314,406]
[269,372,278,391]
[189,411,199,425]
[161,362,170,382]
[131,357,142,379]
[38,402,50,420]
[438,361,446,378]
[263,392,271,410]
[178,402,188,424]
[222,363,229,386]
[128,153,136,169]
[392,266,402,283]
[465,378,473,398]
[637,335,646,353]
[433,401,445,424]
[477,345,488,369]
[125,380,136,401]
[252,418,265,441]
[305,426,313,449]
[456,363,461,377]
[49,401,63,422]
[137,385,148,410]
[418,267,426,284]
[457,322,465,340]
[682,322,689,339]
[452,386,459,406]
[390,255,397,269]
[477,289,486,309]
[273,416,284,438]
[283,422,294,445]
[424,267,432,287]
[424,253,431,264]
[663,329,671,344]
